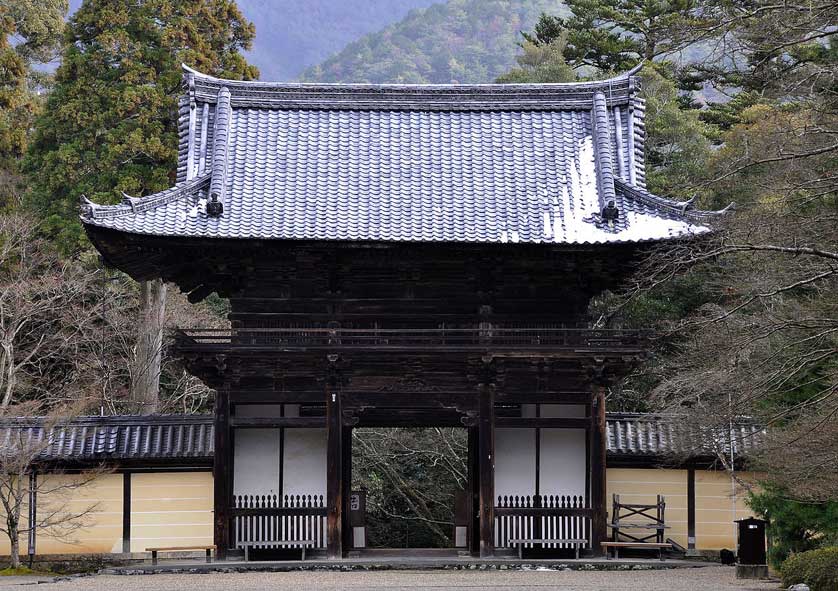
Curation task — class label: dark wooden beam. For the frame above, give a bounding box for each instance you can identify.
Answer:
[229,417,325,428]
[467,426,479,557]
[231,389,594,407]
[122,472,131,554]
[496,417,590,429]
[496,391,592,404]
[341,391,478,411]
[326,381,343,559]
[213,387,232,560]
[687,468,696,554]
[27,472,37,562]
[478,383,495,559]
[341,426,353,552]
[590,386,607,556]
[231,390,324,405]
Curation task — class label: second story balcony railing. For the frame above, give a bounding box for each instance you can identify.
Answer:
[175,327,651,355]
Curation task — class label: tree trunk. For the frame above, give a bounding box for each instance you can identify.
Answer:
[130,279,166,414]
[9,523,19,569]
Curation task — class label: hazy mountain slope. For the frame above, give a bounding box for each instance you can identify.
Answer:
[301,0,566,84]
[67,0,441,81]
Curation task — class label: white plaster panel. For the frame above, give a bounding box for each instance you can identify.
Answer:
[494,428,536,497]
[283,428,327,497]
[539,428,586,496]
[233,428,281,495]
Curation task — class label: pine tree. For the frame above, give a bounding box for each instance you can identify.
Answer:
[526,1,709,73]
[24,0,257,413]
[496,34,575,84]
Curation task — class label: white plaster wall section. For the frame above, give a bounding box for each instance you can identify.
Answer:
[233,429,281,496]
[232,405,285,496]
[494,428,536,497]
[283,428,327,497]
[539,404,586,496]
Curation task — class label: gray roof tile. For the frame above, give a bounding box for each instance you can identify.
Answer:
[0,414,761,465]
[82,67,729,244]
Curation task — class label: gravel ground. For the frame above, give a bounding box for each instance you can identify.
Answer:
[0,566,781,591]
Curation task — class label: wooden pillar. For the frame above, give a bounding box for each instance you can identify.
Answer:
[326,378,344,559]
[341,426,353,552]
[590,385,607,555]
[122,473,131,554]
[478,383,495,558]
[27,471,36,565]
[687,467,697,555]
[467,426,480,556]
[213,387,232,559]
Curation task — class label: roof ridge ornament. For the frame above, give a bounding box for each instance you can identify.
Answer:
[591,92,619,230]
[207,86,231,218]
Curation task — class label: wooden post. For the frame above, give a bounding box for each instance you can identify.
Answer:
[590,385,607,555]
[122,473,131,554]
[27,471,36,566]
[687,468,697,555]
[213,387,232,560]
[341,425,353,552]
[467,426,480,556]
[478,383,495,558]
[326,377,344,559]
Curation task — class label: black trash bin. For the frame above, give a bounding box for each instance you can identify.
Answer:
[735,517,769,579]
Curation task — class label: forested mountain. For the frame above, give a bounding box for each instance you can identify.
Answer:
[301,0,566,83]
[67,0,440,81]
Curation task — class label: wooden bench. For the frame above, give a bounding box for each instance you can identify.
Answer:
[601,541,672,561]
[508,538,588,560]
[239,540,315,561]
[146,545,215,566]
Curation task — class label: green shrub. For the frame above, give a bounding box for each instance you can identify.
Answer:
[780,547,838,591]
[748,486,838,566]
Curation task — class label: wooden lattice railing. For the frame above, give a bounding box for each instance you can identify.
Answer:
[177,327,649,352]
[233,494,327,550]
[495,494,593,549]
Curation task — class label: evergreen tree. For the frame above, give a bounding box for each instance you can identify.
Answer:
[24,0,258,252]
[526,1,709,73]
[0,0,67,205]
[24,0,257,413]
[496,35,575,84]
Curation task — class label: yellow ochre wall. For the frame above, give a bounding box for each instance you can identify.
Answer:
[695,470,755,550]
[606,468,758,551]
[129,472,213,552]
[0,473,124,555]
[2,468,757,556]
[606,468,689,548]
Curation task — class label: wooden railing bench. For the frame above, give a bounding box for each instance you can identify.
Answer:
[145,545,216,566]
[508,538,587,560]
[239,539,315,561]
[601,541,671,561]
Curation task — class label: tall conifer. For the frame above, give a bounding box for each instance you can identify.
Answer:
[25,0,257,412]
[25,0,258,251]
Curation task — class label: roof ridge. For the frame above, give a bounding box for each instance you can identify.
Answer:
[80,173,211,221]
[592,92,617,211]
[182,63,642,92]
[206,87,231,217]
[614,177,734,222]
[181,64,643,111]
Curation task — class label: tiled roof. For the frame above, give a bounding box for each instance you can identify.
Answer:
[606,413,764,458]
[81,66,729,245]
[0,415,212,464]
[0,413,761,465]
